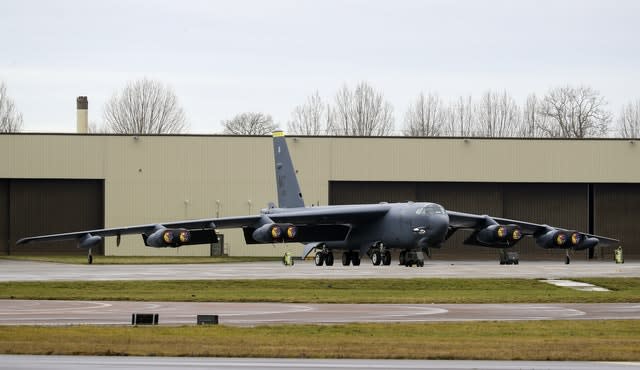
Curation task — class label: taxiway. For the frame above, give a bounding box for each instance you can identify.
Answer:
[1,300,639,326]
[0,259,638,281]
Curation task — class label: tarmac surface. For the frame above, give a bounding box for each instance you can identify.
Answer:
[1,259,638,281]
[1,300,639,326]
[1,356,639,370]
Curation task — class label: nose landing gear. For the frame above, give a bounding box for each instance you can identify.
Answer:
[399,250,424,267]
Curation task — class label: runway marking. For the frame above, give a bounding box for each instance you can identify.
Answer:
[541,279,610,291]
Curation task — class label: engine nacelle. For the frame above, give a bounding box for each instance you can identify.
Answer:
[251,224,297,243]
[146,228,191,248]
[567,231,599,250]
[475,224,522,246]
[535,229,569,249]
[78,233,102,249]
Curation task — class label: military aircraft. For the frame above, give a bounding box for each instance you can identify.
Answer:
[18,130,619,265]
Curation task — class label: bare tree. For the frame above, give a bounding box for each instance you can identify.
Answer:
[443,95,475,136]
[521,94,546,137]
[102,78,187,134]
[288,91,332,135]
[617,100,640,138]
[0,81,24,133]
[537,86,611,138]
[222,112,276,135]
[403,92,444,136]
[475,90,521,137]
[330,82,394,136]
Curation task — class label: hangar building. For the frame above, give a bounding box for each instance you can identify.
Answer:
[1,134,638,261]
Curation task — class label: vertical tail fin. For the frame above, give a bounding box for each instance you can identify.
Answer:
[272,130,305,208]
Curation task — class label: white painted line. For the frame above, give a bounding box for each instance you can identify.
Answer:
[541,279,610,292]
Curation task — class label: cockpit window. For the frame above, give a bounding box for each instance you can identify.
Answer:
[416,204,445,215]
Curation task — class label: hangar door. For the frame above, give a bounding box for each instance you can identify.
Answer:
[1,179,104,255]
[329,181,595,261]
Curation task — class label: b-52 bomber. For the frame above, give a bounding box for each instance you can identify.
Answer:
[18,130,619,266]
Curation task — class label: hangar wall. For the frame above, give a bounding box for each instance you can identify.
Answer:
[329,181,639,260]
[0,134,638,259]
[3,179,104,255]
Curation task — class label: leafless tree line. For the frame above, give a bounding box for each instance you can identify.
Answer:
[288,83,640,139]
[2,78,640,138]
[402,87,613,138]
[0,82,24,133]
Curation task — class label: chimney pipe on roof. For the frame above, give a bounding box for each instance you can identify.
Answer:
[76,96,88,133]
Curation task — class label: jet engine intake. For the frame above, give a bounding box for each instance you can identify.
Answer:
[565,231,599,250]
[251,223,298,243]
[475,224,522,246]
[535,229,569,249]
[146,228,191,248]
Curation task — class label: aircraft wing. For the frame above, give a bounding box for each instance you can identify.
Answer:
[447,211,619,247]
[16,204,392,249]
[16,215,262,246]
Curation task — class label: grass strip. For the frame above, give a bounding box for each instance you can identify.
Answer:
[0,255,279,265]
[1,278,639,303]
[1,320,639,360]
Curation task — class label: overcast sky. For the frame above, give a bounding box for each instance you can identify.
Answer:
[1,0,639,134]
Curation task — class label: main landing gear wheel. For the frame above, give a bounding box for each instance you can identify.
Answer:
[315,250,334,266]
[351,252,361,266]
[325,252,334,266]
[382,250,391,266]
[341,252,350,266]
[314,252,324,266]
[87,248,93,265]
[371,251,381,266]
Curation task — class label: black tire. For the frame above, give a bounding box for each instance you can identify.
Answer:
[88,255,93,265]
[314,253,324,266]
[341,252,351,266]
[399,251,406,265]
[514,260,519,265]
[371,251,381,266]
[418,260,424,267]
[351,252,361,266]
[382,251,391,266]
[565,256,571,265]
[325,253,334,266]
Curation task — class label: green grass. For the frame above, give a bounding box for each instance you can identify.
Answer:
[0,255,279,265]
[1,278,639,303]
[1,320,639,360]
